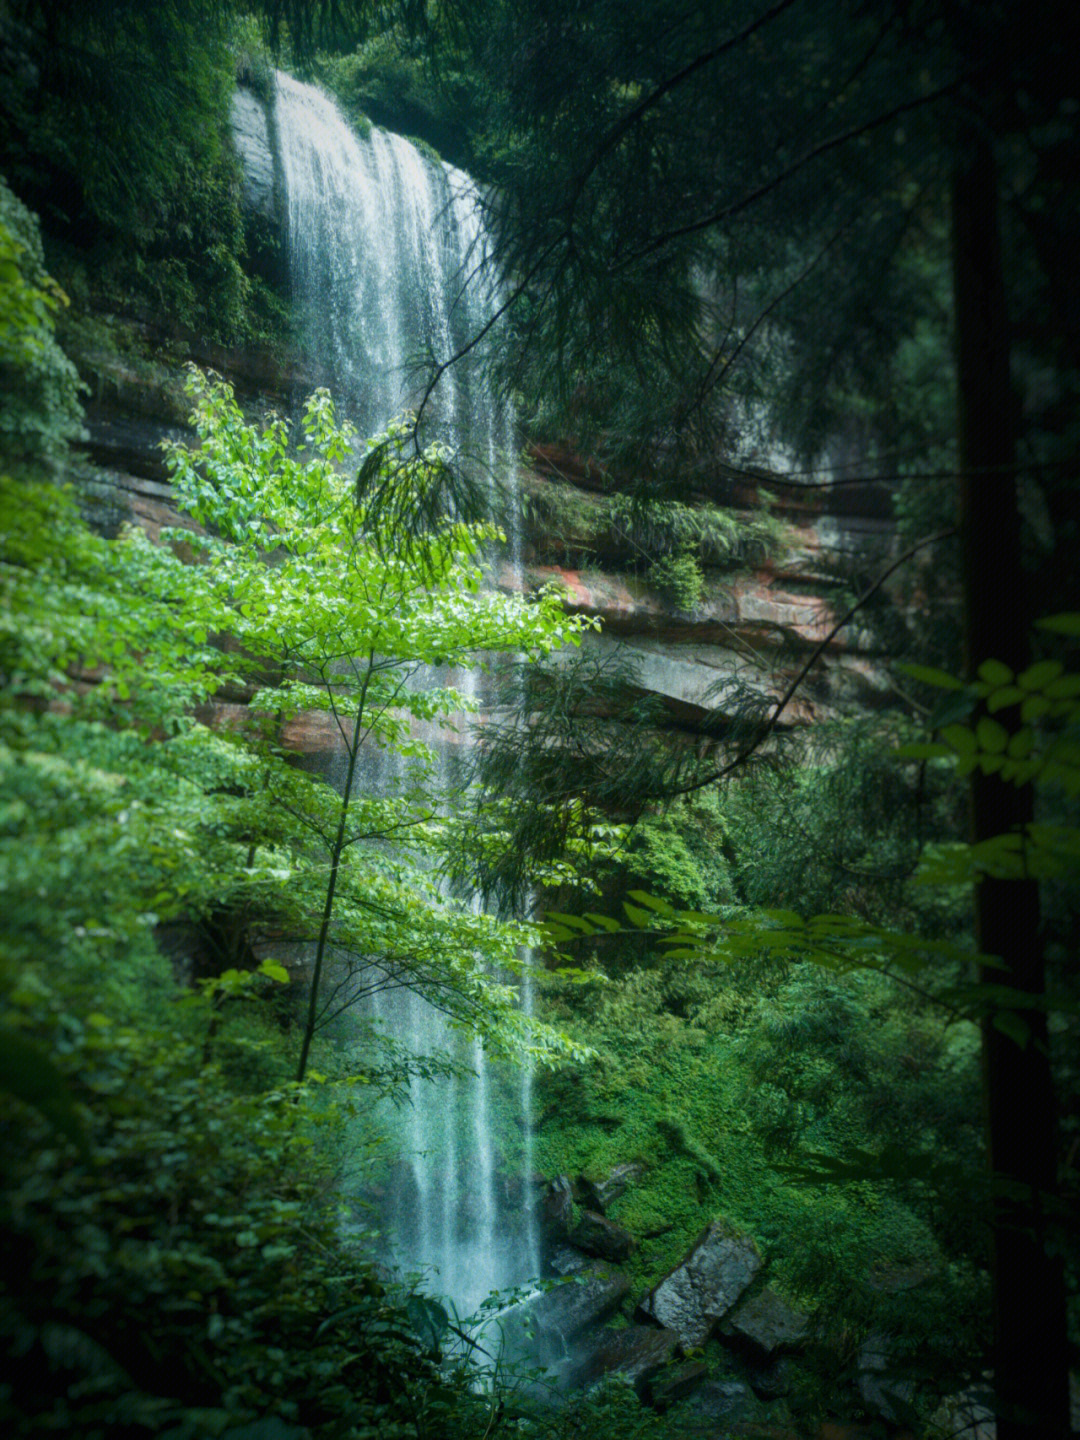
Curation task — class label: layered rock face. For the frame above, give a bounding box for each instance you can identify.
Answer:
[508,448,899,741]
[68,77,900,761]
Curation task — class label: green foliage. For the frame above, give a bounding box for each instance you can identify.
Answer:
[645,550,703,610]
[0,337,608,1431]
[522,480,787,591]
[527,952,983,1357]
[232,10,275,103]
[717,713,963,926]
[628,795,735,914]
[605,491,786,572]
[0,6,289,343]
[0,968,469,1438]
[311,25,480,169]
[0,179,84,472]
[535,635,1080,1348]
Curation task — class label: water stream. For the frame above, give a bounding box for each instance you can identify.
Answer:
[275,71,538,1315]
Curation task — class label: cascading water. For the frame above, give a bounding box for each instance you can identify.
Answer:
[275,72,538,1314]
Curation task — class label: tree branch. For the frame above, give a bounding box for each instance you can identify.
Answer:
[668,526,957,796]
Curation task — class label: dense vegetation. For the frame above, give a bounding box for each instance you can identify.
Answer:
[2,3,1079,1438]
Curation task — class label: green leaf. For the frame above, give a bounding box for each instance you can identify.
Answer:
[258,960,290,984]
[896,661,965,690]
[542,912,595,932]
[1006,729,1034,759]
[977,659,1013,686]
[1021,694,1051,722]
[1044,675,1080,700]
[623,902,658,928]
[929,687,978,727]
[992,1011,1031,1048]
[975,717,1008,753]
[626,889,675,915]
[986,685,1024,712]
[941,724,976,754]
[1036,612,1080,636]
[892,742,952,761]
[1018,660,1064,691]
[760,908,806,928]
[582,912,621,932]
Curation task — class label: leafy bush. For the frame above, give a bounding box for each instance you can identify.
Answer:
[0,962,471,1438]
[646,549,703,610]
[0,178,84,473]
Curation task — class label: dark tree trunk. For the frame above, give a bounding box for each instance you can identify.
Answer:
[951,134,1071,1439]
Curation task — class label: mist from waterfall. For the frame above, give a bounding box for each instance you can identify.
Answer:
[275,71,538,1316]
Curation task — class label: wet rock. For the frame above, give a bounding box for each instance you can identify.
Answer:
[638,1221,761,1347]
[928,1386,995,1439]
[856,1333,915,1423]
[505,1264,632,1368]
[231,87,279,222]
[580,1161,646,1212]
[745,1355,794,1400]
[681,1378,755,1424]
[568,1324,681,1392]
[645,1359,709,1411]
[540,1175,575,1239]
[569,1210,635,1262]
[547,1245,590,1276]
[720,1288,810,1355]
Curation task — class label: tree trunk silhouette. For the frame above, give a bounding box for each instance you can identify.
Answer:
[951,133,1070,1439]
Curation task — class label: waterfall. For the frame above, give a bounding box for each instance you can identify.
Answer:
[275,72,537,1316]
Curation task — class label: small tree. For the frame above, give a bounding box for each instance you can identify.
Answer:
[161,366,596,1079]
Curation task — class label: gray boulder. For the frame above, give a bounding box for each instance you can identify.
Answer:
[568,1324,680,1392]
[857,1333,916,1423]
[638,1221,761,1346]
[645,1359,709,1411]
[744,1354,794,1400]
[928,1387,995,1439]
[720,1287,810,1354]
[540,1175,575,1239]
[569,1210,635,1262]
[548,1244,590,1276]
[502,1264,632,1369]
[681,1379,755,1424]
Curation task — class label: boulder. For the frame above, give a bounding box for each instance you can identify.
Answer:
[928,1386,995,1440]
[639,1221,761,1347]
[720,1288,810,1355]
[744,1355,794,1400]
[568,1324,681,1392]
[547,1245,590,1276]
[681,1378,755,1424]
[645,1359,710,1411]
[504,1264,632,1368]
[540,1175,575,1239]
[569,1210,635,1262]
[580,1161,646,1212]
[856,1333,915,1423]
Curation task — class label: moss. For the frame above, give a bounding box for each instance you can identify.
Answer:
[405,134,443,165]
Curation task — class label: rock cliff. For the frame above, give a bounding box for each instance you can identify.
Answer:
[66,80,900,766]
